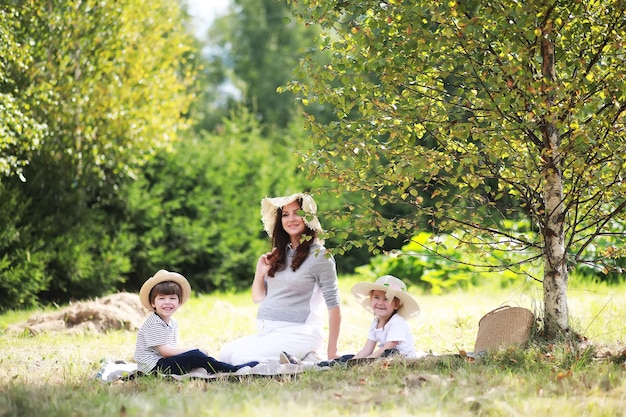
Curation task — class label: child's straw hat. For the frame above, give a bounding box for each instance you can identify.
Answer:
[351,275,420,319]
[139,269,191,310]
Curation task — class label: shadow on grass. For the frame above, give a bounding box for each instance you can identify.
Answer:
[2,347,626,417]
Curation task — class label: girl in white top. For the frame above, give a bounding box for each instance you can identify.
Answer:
[351,275,420,359]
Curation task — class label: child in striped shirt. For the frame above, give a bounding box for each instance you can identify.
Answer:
[134,269,257,375]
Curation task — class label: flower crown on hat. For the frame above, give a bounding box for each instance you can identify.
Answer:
[260,193,323,238]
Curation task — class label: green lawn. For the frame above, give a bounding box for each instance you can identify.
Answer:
[1,276,625,417]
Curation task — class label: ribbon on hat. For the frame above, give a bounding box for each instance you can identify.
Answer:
[384,283,404,304]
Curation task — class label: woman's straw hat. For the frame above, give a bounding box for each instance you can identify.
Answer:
[260,193,323,237]
[351,275,420,319]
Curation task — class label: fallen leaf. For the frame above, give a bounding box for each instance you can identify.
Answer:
[556,370,572,381]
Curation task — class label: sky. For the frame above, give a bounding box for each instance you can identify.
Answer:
[184,0,231,39]
[184,0,240,98]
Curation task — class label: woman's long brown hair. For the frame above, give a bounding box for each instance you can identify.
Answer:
[267,199,317,277]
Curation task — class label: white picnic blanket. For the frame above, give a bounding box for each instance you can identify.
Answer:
[95,360,328,382]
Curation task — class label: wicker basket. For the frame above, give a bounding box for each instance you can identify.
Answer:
[473,306,535,353]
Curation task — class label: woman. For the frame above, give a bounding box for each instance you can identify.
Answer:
[219,193,341,364]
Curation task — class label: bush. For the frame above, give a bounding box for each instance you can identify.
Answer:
[356,231,530,294]
[121,110,317,292]
[0,176,133,311]
[0,182,49,310]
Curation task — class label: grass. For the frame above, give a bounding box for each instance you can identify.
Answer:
[1,276,626,417]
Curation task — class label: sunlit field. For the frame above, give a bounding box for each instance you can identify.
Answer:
[1,275,626,417]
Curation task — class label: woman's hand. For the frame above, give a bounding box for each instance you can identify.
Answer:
[251,247,277,303]
[255,247,277,277]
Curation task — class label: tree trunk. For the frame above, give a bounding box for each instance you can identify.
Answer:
[542,149,570,337]
[540,34,570,338]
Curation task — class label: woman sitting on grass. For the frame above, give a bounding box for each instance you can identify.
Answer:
[219,193,341,364]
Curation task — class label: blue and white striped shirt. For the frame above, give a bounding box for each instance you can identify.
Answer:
[134,312,178,373]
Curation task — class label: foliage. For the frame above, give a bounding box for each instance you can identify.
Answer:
[121,109,319,292]
[357,230,536,294]
[574,221,626,284]
[288,0,626,334]
[0,181,50,309]
[0,0,197,310]
[0,170,139,308]
[204,0,334,130]
[0,5,47,179]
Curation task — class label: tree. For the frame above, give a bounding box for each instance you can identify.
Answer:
[122,108,337,292]
[18,0,195,194]
[205,0,333,129]
[289,0,626,338]
[0,0,197,309]
[0,5,47,179]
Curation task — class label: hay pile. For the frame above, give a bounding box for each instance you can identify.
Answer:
[8,292,149,335]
